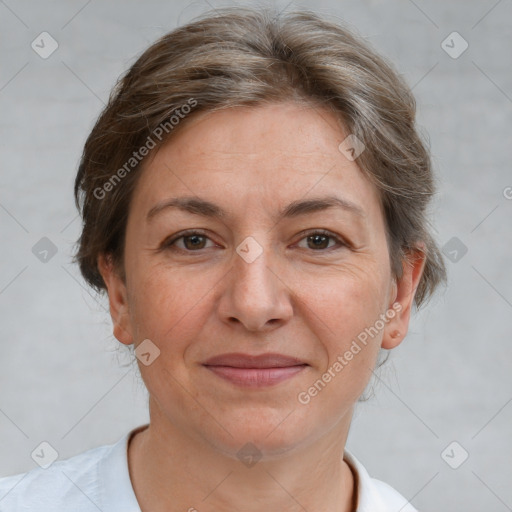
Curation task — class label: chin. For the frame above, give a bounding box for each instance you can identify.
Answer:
[201,408,315,460]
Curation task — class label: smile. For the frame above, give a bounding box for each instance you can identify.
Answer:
[202,352,309,387]
[204,365,307,387]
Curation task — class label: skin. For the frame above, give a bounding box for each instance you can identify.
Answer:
[98,101,425,512]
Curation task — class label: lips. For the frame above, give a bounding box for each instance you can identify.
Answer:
[202,353,308,387]
[203,352,306,369]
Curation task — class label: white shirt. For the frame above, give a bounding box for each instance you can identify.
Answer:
[0,425,418,511]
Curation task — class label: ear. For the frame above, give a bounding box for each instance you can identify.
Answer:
[97,253,134,345]
[381,245,426,350]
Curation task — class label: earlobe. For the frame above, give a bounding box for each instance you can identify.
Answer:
[97,253,134,346]
[381,247,426,350]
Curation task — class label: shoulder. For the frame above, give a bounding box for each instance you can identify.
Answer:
[0,429,141,512]
[344,449,420,512]
[370,478,419,511]
[0,442,113,511]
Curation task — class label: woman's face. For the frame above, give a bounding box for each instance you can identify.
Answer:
[100,101,422,457]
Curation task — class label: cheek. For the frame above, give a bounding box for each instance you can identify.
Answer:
[302,261,390,337]
[298,264,388,389]
[126,260,211,345]
[126,264,211,401]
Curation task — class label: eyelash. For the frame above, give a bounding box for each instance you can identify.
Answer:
[161,229,348,253]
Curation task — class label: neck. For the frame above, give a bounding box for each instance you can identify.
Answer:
[128,405,357,512]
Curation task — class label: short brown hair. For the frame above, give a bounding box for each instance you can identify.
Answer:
[73,6,446,308]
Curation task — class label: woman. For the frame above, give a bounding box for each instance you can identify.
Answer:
[0,6,446,511]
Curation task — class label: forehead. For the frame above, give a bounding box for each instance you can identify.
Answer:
[131,102,383,225]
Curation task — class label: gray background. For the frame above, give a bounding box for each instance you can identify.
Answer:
[1,0,511,510]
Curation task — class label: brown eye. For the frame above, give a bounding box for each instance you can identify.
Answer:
[296,230,346,251]
[181,234,208,250]
[307,234,331,250]
[162,231,215,252]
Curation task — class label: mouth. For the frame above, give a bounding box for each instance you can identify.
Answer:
[202,353,308,387]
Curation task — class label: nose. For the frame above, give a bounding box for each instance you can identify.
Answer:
[217,239,294,332]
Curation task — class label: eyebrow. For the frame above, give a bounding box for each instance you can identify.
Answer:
[146,195,365,222]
